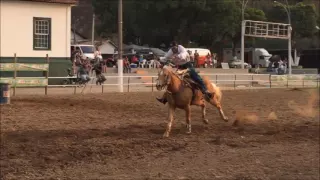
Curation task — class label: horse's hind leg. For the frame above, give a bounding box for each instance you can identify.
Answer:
[201,103,209,124]
[163,106,175,138]
[209,98,228,122]
[192,91,208,124]
[185,105,192,134]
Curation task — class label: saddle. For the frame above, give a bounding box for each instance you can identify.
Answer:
[175,69,200,99]
[176,69,196,86]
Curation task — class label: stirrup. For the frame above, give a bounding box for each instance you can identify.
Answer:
[156,97,167,104]
[203,91,213,99]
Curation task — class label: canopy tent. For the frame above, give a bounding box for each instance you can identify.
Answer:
[99,40,117,54]
[123,44,166,57]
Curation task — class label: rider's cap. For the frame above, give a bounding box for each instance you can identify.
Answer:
[170,41,178,47]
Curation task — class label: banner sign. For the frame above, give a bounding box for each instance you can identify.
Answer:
[0,78,48,87]
[0,63,49,71]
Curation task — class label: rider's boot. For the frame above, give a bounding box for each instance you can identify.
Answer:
[156,97,167,104]
[193,74,213,99]
[203,89,213,99]
[156,94,168,104]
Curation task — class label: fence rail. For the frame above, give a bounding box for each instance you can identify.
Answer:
[5,73,320,95]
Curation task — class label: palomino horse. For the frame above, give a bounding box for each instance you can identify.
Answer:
[156,66,228,138]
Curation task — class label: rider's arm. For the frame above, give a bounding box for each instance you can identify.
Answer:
[176,45,189,62]
[177,45,187,53]
[176,51,189,60]
[160,49,173,63]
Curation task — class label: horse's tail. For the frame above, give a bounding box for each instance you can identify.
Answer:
[202,76,222,102]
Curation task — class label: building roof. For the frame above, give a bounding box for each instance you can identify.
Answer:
[21,0,78,4]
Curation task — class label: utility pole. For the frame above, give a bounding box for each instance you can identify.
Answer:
[91,13,95,46]
[240,0,249,69]
[274,0,292,75]
[118,0,123,92]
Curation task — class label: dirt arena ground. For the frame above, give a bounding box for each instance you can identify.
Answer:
[1,89,319,180]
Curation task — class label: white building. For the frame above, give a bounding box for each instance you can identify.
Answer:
[0,0,77,59]
[0,0,78,83]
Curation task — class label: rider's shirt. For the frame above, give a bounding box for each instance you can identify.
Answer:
[162,45,190,65]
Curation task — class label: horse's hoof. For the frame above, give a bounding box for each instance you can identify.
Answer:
[223,117,229,122]
[203,119,209,124]
[186,131,192,134]
[163,133,169,138]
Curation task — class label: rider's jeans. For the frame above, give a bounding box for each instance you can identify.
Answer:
[179,62,208,93]
[80,74,91,82]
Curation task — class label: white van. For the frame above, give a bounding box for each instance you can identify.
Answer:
[71,44,102,60]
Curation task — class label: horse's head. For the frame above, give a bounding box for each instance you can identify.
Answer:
[156,66,172,91]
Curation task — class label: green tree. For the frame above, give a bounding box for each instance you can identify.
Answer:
[223,1,267,57]
[92,0,267,52]
[267,2,318,47]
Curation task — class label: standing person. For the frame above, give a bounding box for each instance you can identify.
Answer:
[93,62,106,85]
[77,64,91,83]
[94,47,102,64]
[194,50,199,68]
[188,50,194,67]
[205,53,211,68]
[123,56,131,73]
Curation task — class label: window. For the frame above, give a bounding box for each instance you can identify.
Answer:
[80,46,95,53]
[33,17,51,50]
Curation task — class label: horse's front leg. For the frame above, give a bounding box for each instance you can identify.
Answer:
[185,105,192,134]
[163,105,175,138]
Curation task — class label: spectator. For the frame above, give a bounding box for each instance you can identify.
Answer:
[212,53,217,68]
[194,50,199,68]
[138,55,144,63]
[123,56,131,73]
[94,46,102,64]
[205,53,212,68]
[274,60,279,74]
[74,47,82,66]
[187,50,194,67]
[77,64,91,83]
[93,62,106,85]
[131,55,138,64]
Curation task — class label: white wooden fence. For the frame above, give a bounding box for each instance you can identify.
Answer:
[8,74,319,95]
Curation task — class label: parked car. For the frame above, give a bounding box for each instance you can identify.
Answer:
[71,44,102,60]
[228,60,249,68]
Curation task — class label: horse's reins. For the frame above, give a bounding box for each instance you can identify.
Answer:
[161,69,185,94]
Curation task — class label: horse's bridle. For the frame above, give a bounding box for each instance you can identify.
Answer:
[157,68,173,91]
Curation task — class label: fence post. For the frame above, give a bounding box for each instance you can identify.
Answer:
[234,74,236,89]
[251,75,253,87]
[215,75,218,84]
[13,53,17,96]
[269,74,272,88]
[302,77,304,88]
[151,77,154,92]
[102,84,104,93]
[127,77,130,92]
[73,85,76,94]
[317,77,319,88]
[45,54,49,95]
[287,74,289,88]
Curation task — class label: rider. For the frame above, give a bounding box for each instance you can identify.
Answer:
[156,41,213,104]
